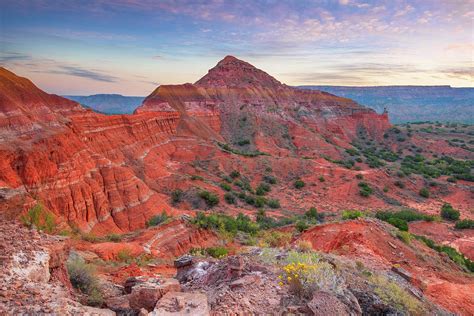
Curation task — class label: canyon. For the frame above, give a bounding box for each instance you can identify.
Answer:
[1,56,394,233]
[0,56,473,315]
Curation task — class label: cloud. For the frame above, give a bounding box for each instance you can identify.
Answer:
[0,52,31,63]
[43,65,119,82]
[440,67,474,81]
[394,5,414,17]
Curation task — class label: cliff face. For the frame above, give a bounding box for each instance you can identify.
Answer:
[0,69,181,233]
[0,57,391,233]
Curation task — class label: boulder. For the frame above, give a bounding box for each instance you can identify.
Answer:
[105,294,133,314]
[150,291,209,316]
[129,278,181,311]
[174,255,193,268]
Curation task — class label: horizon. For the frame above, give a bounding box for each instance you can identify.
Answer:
[1,0,473,95]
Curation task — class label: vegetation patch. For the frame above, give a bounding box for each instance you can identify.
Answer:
[146,211,171,227]
[414,235,474,272]
[67,257,103,306]
[368,275,422,314]
[455,219,474,229]
[293,179,305,189]
[279,251,343,298]
[342,210,364,220]
[440,203,460,221]
[358,182,373,197]
[218,142,268,157]
[20,203,57,234]
[198,190,219,207]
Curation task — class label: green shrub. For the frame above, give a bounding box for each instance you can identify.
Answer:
[193,212,259,236]
[105,234,123,242]
[387,218,408,231]
[224,193,236,204]
[67,257,103,306]
[455,219,474,229]
[440,203,460,221]
[263,175,277,184]
[267,199,281,209]
[447,177,457,183]
[230,170,241,178]
[117,248,133,263]
[256,210,296,229]
[198,190,219,207]
[419,187,430,198]
[171,189,183,204]
[237,139,250,146]
[146,211,170,227]
[206,246,228,258]
[261,231,292,247]
[20,203,57,234]
[256,182,271,195]
[394,180,405,188]
[244,195,256,205]
[255,196,266,208]
[296,220,309,232]
[190,175,204,181]
[356,174,363,180]
[368,275,422,314]
[305,207,318,220]
[319,176,325,182]
[358,182,373,197]
[220,182,232,191]
[342,210,363,220]
[375,209,435,223]
[396,231,413,244]
[294,179,305,189]
[414,235,474,272]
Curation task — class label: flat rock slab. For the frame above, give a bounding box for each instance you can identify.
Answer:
[150,291,209,316]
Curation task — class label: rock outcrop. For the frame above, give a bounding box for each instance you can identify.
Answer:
[0,56,390,233]
[0,219,113,315]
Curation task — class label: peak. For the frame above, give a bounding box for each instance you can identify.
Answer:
[195,56,283,88]
[221,55,239,63]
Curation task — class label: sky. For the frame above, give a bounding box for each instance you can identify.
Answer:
[0,0,473,95]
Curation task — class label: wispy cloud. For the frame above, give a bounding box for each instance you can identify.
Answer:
[2,53,119,83]
[45,65,119,82]
[441,67,474,81]
[0,52,31,63]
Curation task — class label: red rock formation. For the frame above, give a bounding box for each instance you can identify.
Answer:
[0,69,180,233]
[0,57,392,233]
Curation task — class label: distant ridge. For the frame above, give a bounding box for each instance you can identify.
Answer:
[64,94,144,114]
[299,85,474,123]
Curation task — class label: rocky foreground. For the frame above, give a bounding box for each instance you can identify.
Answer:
[1,215,473,315]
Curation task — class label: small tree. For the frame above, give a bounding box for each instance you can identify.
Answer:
[224,193,235,204]
[419,187,430,198]
[294,179,305,189]
[171,189,183,204]
[230,170,240,178]
[296,220,309,232]
[440,203,460,221]
[305,207,318,220]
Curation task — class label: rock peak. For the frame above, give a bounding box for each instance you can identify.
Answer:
[195,55,283,88]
